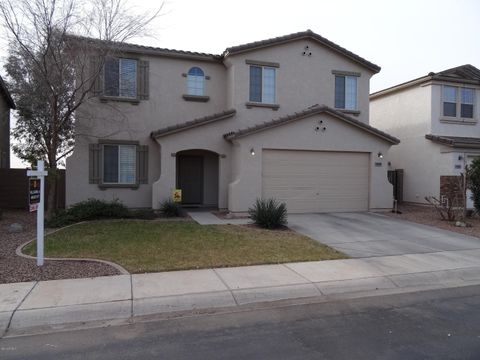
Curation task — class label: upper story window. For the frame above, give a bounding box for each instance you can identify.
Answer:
[187,67,205,96]
[335,75,357,110]
[103,144,136,184]
[249,65,276,104]
[104,58,138,99]
[443,85,475,119]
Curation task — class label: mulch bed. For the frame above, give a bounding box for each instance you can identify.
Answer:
[0,210,120,284]
[384,204,480,238]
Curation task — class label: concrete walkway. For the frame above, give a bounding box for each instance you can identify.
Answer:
[2,249,480,337]
[188,211,251,225]
[288,212,480,257]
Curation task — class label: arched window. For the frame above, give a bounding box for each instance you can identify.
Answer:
[187,67,205,96]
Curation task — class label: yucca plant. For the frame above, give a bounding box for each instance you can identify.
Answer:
[248,198,287,229]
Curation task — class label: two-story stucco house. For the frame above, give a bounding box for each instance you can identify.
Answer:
[66,30,399,213]
[370,64,480,206]
[0,75,15,169]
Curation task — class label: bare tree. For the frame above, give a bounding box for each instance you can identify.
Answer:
[0,0,162,215]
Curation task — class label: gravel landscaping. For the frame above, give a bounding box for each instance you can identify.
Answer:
[385,204,480,238]
[0,210,120,284]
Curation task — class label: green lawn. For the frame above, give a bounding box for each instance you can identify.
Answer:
[24,220,346,273]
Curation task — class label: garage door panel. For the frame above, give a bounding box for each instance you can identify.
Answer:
[262,150,369,213]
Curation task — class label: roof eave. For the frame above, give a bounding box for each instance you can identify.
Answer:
[225,106,400,145]
[223,31,380,74]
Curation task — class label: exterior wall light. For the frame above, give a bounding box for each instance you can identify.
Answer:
[458,155,463,161]
[250,148,255,156]
[377,152,384,159]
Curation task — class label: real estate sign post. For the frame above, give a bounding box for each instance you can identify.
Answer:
[27,160,48,266]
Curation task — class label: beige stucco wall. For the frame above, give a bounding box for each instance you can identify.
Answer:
[228,113,394,212]
[224,39,374,126]
[67,38,386,210]
[67,54,227,207]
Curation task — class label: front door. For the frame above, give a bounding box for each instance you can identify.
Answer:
[178,155,203,205]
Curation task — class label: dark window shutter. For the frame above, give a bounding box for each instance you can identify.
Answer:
[137,145,149,184]
[89,144,102,184]
[138,60,150,100]
[90,56,104,96]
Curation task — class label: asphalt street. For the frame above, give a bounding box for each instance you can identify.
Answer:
[1,285,480,360]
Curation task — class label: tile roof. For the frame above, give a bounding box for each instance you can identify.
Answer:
[70,30,380,71]
[223,30,381,73]
[371,64,480,99]
[223,105,400,144]
[150,109,236,138]
[0,75,15,109]
[433,64,480,82]
[425,134,480,148]
[67,35,222,62]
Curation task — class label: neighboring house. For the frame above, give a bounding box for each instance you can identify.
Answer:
[66,30,399,213]
[0,76,15,168]
[370,64,480,207]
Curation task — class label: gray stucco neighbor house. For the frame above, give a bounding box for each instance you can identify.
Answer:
[0,75,15,169]
[370,64,480,207]
[67,30,399,213]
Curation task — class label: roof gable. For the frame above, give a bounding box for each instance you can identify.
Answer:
[433,64,480,82]
[223,30,380,73]
[371,64,480,99]
[224,105,399,144]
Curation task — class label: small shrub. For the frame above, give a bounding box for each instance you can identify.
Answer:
[46,199,130,227]
[160,199,182,217]
[128,208,157,220]
[248,198,287,229]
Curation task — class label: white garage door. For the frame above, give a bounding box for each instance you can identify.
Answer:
[262,150,369,213]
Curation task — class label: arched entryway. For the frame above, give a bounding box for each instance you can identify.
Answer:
[176,149,219,207]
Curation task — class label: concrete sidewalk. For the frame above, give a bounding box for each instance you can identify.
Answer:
[2,249,480,337]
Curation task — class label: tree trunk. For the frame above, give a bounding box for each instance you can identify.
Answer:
[46,166,58,219]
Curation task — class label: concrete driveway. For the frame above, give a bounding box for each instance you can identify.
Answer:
[288,212,480,258]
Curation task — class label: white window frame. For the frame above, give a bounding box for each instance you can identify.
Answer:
[104,58,138,99]
[442,85,476,121]
[102,144,137,185]
[249,65,277,104]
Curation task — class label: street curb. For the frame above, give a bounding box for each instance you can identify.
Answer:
[4,281,480,338]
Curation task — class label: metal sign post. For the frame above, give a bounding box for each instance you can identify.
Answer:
[27,160,48,266]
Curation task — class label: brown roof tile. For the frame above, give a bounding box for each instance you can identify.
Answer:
[151,109,236,138]
[425,134,480,148]
[223,30,381,73]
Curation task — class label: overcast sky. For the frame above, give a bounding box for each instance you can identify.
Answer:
[6,0,480,167]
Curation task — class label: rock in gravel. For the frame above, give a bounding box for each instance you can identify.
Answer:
[8,222,24,233]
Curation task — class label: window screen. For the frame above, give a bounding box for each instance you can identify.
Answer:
[461,88,474,118]
[104,58,137,98]
[443,86,457,117]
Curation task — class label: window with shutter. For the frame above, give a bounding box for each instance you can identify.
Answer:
[89,142,147,188]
